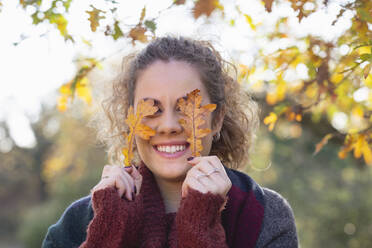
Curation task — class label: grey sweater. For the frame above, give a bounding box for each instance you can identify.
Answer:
[256,188,299,247]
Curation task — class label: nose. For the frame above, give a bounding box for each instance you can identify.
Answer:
[157,109,183,135]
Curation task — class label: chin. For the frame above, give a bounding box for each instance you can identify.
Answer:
[151,162,189,181]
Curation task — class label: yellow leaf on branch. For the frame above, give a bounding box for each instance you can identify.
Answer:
[76,77,92,105]
[122,99,158,167]
[177,89,216,157]
[244,14,256,30]
[264,112,277,131]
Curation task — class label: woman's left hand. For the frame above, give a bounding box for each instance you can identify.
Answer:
[182,156,232,199]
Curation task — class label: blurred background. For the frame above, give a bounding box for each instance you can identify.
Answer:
[0,0,371,247]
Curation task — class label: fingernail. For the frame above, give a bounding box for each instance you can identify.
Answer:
[187,157,194,161]
[134,186,137,194]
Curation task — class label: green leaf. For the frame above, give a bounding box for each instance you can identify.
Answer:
[307,62,317,79]
[273,103,288,115]
[144,20,156,33]
[113,21,123,40]
[63,0,73,12]
[31,12,43,24]
[360,54,372,62]
[49,13,68,37]
[357,8,372,23]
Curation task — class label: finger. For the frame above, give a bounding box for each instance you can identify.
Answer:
[182,174,207,197]
[110,166,133,199]
[120,169,135,195]
[124,165,133,174]
[187,167,215,190]
[190,156,228,180]
[129,165,142,195]
[185,176,208,197]
[118,173,133,201]
[102,164,112,174]
[188,156,223,169]
[111,174,127,199]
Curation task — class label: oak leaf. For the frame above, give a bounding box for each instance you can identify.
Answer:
[86,5,105,32]
[193,0,220,19]
[177,89,216,157]
[263,0,274,12]
[129,26,148,45]
[122,99,158,167]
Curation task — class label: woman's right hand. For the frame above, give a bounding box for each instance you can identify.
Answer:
[90,165,142,201]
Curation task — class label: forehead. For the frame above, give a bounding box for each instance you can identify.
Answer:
[134,60,210,105]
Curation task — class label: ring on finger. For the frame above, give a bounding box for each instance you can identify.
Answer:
[206,168,219,176]
[196,173,208,180]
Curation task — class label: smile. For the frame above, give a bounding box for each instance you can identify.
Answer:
[156,145,186,153]
[153,143,190,158]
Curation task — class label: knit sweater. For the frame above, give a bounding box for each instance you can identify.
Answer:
[42,166,298,247]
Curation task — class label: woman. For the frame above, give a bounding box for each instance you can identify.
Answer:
[42,36,298,248]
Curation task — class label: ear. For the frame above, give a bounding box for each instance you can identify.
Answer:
[212,105,226,135]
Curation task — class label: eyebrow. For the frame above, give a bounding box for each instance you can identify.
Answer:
[142,96,188,105]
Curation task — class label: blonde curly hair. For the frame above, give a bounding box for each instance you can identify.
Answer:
[92,36,260,169]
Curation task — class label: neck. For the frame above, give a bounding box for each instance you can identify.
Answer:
[154,176,183,214]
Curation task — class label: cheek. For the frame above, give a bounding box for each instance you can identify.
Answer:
[135,136,150,157]
[201,133,214,156]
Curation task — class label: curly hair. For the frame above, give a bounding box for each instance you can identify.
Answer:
[93,36,260,169]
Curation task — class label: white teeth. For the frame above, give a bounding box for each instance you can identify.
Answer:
[156,145,186,153]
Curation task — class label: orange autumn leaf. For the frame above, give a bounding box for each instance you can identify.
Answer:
[177,89,216,157]
[129,26,148,45]
[313,133,333,155]
[193,0,220,19]
[263,0,274,12]
[122,99,158,167]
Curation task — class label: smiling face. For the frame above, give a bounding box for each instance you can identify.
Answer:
[133,60,221,182]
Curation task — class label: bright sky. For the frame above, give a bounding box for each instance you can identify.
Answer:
[0,0,354,150]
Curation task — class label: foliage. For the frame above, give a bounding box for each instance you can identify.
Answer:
[121,99,158,167]
[9,0,371,166]
[177,89,216,156]
[247,124,372,247]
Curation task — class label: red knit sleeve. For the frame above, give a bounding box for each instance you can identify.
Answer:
[79,186,143,248]
[175,188,229,248]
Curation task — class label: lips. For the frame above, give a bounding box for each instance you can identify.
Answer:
[152,142,190,159]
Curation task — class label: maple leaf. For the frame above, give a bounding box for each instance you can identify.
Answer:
[122,99,158,167]
[177,89,216,157]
